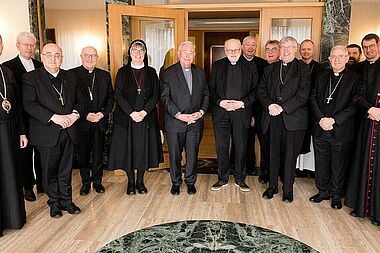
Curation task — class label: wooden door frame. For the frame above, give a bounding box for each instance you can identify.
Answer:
[108,4,186,81]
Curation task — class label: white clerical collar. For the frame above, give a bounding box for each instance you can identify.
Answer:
[46,69,60,77]
[243,55,254,61]
[333,69,344,76]
[131,63,144,69]
[19,55,35,72]
[230,61,237,65]
[84,66,95,73]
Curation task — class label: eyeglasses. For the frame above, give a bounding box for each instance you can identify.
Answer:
[225,49,240,54]
[330,55,347,61]
[42,52,62,60]
[83,54,98,60]
[265,47,278,53]
[131,48,145,54]
[280,46,295,51]
[362,44,377,51]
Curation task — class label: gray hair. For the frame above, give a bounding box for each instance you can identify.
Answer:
[17,32,36,43]
[242,36,256,44]
[280,36,298,48]
[265,39,280,47]
[224,38,241,47]
[178,40,195,51]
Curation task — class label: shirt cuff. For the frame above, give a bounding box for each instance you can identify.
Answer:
[175,112,181,119]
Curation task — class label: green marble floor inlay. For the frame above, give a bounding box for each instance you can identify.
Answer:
[97,220,319,253]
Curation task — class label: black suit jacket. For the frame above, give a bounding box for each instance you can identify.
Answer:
[209,57,258,129]
[258,59,311,133]
[310,68,360,141]
[22,68,86,147]
[353,59,380,113]
[69,66,114,132]
[113,65,160,129]
[3,55,42,84]
[161,62,209,132]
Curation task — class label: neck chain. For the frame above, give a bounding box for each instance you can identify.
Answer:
[327,73,344,104]
[52,79,64,106]
[0,66,11,113]
[88,70,96,101]
[132,68,143,95]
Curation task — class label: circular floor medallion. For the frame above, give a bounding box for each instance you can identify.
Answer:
[97,220,318,253]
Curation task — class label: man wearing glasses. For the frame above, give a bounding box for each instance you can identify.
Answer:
[350,33,380,75]
[70,46,114,196]
[22,43,85,218]
[3,32,43,202]
[209,38,258,192]
[258,36,310,203]
[265,40,281,64]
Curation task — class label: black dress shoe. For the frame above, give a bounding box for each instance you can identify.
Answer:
[80,185,90,195]
[350,210,359,217]
[136,183,148,194]
[258,174,269,184]
[94,184,105,194]
[331,198,342,209]
[24,187,36,202]
[372,220,380,226]
[126,183,136,195]
[187,184,197,195]
[309,193,330,203]
[61,203,81,214]
[50,207,63,218]
[170,185,180,195]
[262,187,278,199]
[282,192,294,203]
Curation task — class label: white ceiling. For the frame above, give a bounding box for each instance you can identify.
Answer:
[45,0,106,10]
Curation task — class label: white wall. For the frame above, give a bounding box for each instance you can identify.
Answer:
[0,0,30,62]
[45,9,108,70]
[349,0,380,47]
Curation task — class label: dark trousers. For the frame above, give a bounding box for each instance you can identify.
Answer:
[36,130,74,208]
[77,124,104,186]
[214,112,248,183]
[21,144,42,189]
[257,130,270,176]
[269,116,304,194]
[313,134,351,198]
[166,129,203,186]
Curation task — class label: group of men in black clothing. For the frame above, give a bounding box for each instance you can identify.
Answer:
[1,30,379,237]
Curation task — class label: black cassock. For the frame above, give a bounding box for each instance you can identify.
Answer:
[345,60,380,222]
[0,65,26,235]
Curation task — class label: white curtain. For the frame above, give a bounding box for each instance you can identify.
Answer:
[272,18,312,43]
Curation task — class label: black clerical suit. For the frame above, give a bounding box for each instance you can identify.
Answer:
[3,56,43,192]
[310,68,360,199]
[258,59,310,195]
[22,68,85,209]
[236,55,269,174]
[209,57,258,183]
[70,66,114,187]
[161,62,209,186]
[300,59,325,154]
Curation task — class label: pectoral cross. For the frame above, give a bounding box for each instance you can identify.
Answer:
[326,96,333,104]
[59,95,64,106]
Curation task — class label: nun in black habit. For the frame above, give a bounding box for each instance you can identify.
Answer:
[108,39,163,195]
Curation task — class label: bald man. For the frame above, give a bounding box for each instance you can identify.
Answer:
[22,43,85,218]
[209,38,258,192]
[70,47,114,195]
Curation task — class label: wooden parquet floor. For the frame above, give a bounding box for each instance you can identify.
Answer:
[1,169,379,253]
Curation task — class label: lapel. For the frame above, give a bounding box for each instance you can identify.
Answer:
[272,62,281,96]
[15,56,27,73]
[283,59,298,84]
[175,63,191,95]
[60,70,69,105]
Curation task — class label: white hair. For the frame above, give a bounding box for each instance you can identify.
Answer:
[280,36,298,48]
[17,32,36,43]
[330,45,348,55]
[178,40,195,51]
